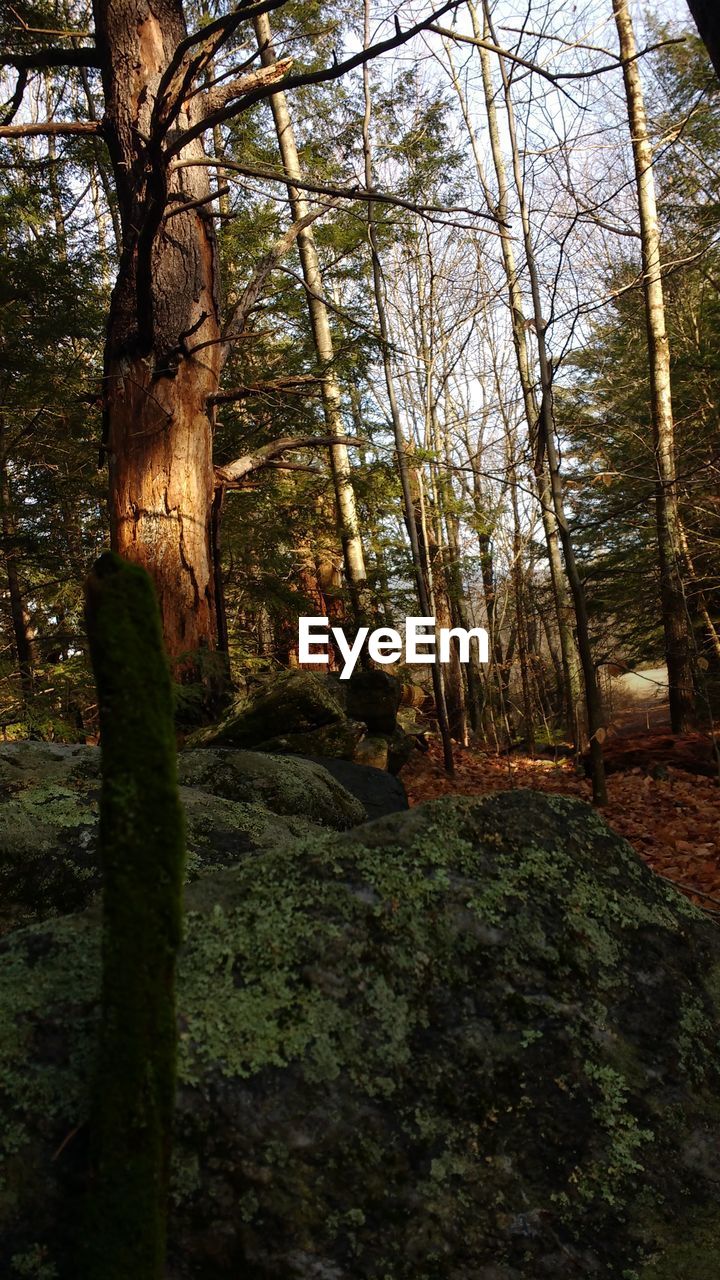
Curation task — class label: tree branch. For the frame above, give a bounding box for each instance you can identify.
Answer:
[201,58,292,116]
[215,434,362,485]
[0,46,102,70]
[172,155,498,225]
[210,375,322,404]
[151,0,290,138]
[0,119,103,139]
[167,0,462,156]
[221,207,331,343]
[163,186,230,219]
[432,23,685,83]
[1,66,27,125]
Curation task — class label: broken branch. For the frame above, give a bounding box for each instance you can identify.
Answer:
[215,434,363,485]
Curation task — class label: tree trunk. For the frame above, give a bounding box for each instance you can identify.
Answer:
[93,0,222,686]
[414,471,467,744]
[253,11,368,624]
[613,0,696,733]
[479,0,607,802]
[83,553,184,1280]
[0,432,35,701]
[687,1,720,80]
[508,445,535,753]
[360,11,454,772]
[469,1,582,746]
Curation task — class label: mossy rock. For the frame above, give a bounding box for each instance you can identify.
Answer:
[177,749,365,828]
[353,734,389,770]
[187,670,348,750]
[255,717,366,760]
[0,744,365,934]
[310,671,401,736]
[1,791,720,1277]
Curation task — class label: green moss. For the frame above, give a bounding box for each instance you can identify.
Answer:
[82,553,185,1280]
[187,669,345,751]
[9,1245,58,1278]
[178,749,365,827]
[639,1208,720,1278]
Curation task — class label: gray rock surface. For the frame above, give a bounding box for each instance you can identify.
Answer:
[300,755,409,821]
[0,742,365,933]
[187,670,348,751]
[187,669,414,770]
[1,790,719,1279]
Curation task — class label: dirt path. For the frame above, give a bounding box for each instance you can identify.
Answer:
[605,665,670,736]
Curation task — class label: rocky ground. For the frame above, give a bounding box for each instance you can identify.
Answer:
[1,741,720,1278]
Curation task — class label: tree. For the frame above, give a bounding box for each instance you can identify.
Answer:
[687,1,720,79]
[0,0,460,692]
[359,15,455,770]
[84,552,185,1279]
[448,0,607,801]
[613,0,696,732]
[454,1,582,748]
[556,26,720,688]
[252,9,369,624]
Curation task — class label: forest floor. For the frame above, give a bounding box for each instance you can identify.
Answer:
[404,734,720,920]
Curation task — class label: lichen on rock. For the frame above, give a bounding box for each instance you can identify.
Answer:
[0,744,366,934]
[186,669,348,751]
[1,790,719,1278]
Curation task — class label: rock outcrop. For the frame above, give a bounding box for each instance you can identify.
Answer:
[300,755,409,821]
[0,742,365,934]
[1,789,719,1278]
[188,669,415,772]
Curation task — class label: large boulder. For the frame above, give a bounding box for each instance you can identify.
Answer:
[1,791,719,1278]
[340,669,402,734]
[0,742,365,933]
[176,748,365,828]
[300,756,409,821]
[188,670,350,751]
[189,669,415,771]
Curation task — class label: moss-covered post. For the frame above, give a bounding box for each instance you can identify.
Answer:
[82,552,185,1279]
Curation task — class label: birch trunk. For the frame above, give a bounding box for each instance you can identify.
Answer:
[467,1,582,746]
[612,0,696,733]
[360,6,454,771]
[478,0,607,802]
[253,11,368,624]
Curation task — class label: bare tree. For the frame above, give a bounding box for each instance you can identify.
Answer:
[252,10,369,624]
[613,0,696,733]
